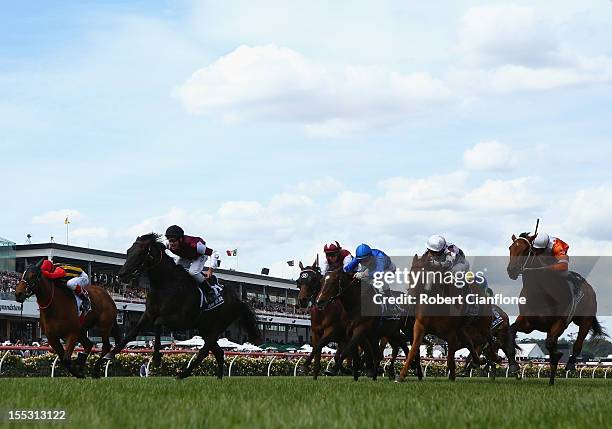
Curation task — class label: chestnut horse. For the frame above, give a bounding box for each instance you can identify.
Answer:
[296,260,351,379]
[14,260,120,378]
[398,254,494,382]
[506,232,604,385]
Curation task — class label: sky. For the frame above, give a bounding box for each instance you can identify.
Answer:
[2,0,612,287]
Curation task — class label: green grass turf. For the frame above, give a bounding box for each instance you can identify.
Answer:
[1,377,610,429]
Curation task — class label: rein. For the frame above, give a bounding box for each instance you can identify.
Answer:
[515,236,536,274]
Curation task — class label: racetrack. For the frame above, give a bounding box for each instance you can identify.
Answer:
[1,377,610,428]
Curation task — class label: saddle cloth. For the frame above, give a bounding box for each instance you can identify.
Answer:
[565,272,585,326]
[199,282,224,312]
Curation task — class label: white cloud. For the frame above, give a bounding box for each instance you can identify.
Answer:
[458,4,558,68]
[32,209,81,225]
[463,141,516,171]
[175,44,451,135]
[453,4,612,94]
[292,177,344,196]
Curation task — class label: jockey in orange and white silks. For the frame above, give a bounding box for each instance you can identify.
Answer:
[165,225,219,301]
[320,241,353,276]
[40,259,91,311]
[531,233,569,273]
[425,235,470,273]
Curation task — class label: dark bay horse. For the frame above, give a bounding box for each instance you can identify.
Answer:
[103,233,262,379]
[296,261,351,378]
[506,232,604,385]
[15,260,120,378]
[316,269,415,381]
[398,254,494,382]
[461,304,518,376]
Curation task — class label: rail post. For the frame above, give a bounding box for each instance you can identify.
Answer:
[0,351,11,375]
[267,356,276,377]
[228,355,239,377]
[293,357,303,377]
[104,359,112,378]
[51,356,60,378]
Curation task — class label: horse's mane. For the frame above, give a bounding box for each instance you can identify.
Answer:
[137,232,162,243]
[519,232,531,239]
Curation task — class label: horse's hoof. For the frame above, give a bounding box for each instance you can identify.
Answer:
[324,368,339,377]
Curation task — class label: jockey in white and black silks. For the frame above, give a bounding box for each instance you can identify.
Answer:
[165,225,219,302]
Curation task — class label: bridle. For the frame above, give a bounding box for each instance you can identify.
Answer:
[297,268,322,303]
[127,240,164,279]
[512,236,537,274]
[20,265,54,309]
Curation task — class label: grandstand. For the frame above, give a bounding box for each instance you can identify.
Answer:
[0,242,311,345]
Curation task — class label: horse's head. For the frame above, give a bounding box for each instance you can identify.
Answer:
[14,259,45,303]
[316,269,353,309]
[507,232,534,280]
[296,260,322,308]
[118,233,165,281]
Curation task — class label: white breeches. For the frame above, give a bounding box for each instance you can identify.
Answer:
[178,256,207,283]
[66,272,90,290]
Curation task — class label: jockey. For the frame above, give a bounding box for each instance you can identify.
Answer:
[320,241,353,275]
[40,260,91,312]
[165,225,219,302]
[425,235,470,273]
[531,233,569,273]
[344,243,396,285]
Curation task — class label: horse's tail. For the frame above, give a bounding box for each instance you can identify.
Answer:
[238,300,263,345]
[590,316,607,340]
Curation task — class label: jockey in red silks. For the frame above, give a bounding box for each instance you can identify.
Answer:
[320,241,353,276]
[40,259,91,312]
[164,225,219,302]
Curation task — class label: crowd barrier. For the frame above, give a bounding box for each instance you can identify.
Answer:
[0,346,609,379]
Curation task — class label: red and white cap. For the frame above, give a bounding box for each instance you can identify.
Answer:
[323,241,341,254]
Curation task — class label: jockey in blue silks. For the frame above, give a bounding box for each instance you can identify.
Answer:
[344,243,396,282]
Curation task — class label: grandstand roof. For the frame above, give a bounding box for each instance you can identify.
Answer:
[15,242,295,287]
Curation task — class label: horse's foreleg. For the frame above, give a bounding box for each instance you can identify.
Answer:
[311,331,335,380]
[398,320,425,382]
[209,343,225,379]
[75,333,93,376]
[105,312,151,359]
[62,334,84,379]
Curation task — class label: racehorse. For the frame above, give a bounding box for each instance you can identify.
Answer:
[103,233,262,379]
[14,259,120,378]
[316,269,416,381]
[506,232,604,385]
[398,254,495,382]
[296,260,351,378]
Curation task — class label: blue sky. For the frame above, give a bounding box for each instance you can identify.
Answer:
[2,0,612,285]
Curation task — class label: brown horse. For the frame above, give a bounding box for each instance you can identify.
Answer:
[316,269,415,381]
[296,260,351,379]
[398,254,494,382]
[506,232,604,385]
[14,260,120,378]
